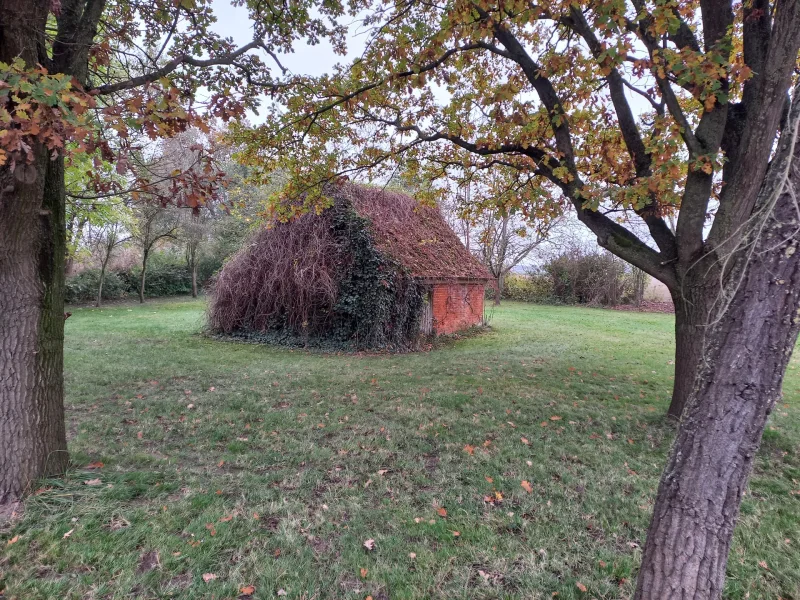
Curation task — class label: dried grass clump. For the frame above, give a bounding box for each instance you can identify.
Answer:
[208,210,342,334]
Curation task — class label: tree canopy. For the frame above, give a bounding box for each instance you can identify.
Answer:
[233,0,798,290]
[1,0,349,207]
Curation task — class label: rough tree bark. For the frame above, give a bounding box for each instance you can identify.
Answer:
[0,0,70,504]
[635,98,800,599]
[668,282,713,419]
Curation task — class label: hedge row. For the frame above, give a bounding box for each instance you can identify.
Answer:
[500,251,645,306]
[65,252,223,304]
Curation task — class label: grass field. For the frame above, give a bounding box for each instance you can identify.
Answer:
[2,298,799,599]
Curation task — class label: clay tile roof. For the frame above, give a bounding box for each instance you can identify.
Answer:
[333,183,493,281]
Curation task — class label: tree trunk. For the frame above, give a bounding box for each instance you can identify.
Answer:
[667,284,711,419]
[191,263,198,298]
[1,0,69,504]
[96,258,108,307]
[0,154,70,504]
[139,250,148,303]
[494,274,503,306]
[635,158,800,599]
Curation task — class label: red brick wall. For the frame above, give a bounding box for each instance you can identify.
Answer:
[430,282,485,334]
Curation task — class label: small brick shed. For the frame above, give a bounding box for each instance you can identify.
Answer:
[210,183,492,347]
[345,186,493,335]
[419,279,488,334]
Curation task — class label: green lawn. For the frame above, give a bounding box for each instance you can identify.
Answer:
[2,298,799,599]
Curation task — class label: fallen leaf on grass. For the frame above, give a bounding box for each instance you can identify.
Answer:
[521,480,533,493]
[219,515,233,523]
[63,528,74,539]
[463,444,475,455]
[84,478,102,486]
[240,585,256,596]
[758,560,769,570]
[85,461,104,469]
[205,523,216,536]
[360,568,368,578]
[277,589,287,596]
[550,415,562,421]
[137,431,143,439]
[6,535,19,546]
[363,539,375,551]
[437,507,447,517]
[408,552,416,559]
[485,476,493,483]
[452,531,460,537]
[520,437,530,445]
[202,573,217,582]
[576,582,587,592]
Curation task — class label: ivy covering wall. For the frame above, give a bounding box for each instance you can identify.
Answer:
[208,195,424,351]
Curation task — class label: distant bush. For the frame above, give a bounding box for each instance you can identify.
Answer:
[66,249,225,304]
[497,248,646,307]
[65,269,127,303]
[502,272,553,303]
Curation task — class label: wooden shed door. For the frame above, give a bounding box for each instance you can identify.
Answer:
[420,289,433,334]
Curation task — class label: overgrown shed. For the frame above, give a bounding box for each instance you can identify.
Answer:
[209,183,492,349]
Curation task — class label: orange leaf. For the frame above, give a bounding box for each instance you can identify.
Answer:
[240,585,256,595]
[521,480,533,493]
[485,476,493,483]
[520,437,530,445]
[437,507,447,517]
[452,530,460,537]
[85,461,104,469]
[202,573,217,582]
[6,535,19,546]
[550,415,562,421]
[360,568,368,578]
[576,582,587,592]
[219,515,233,523]
[463,444,475,455]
